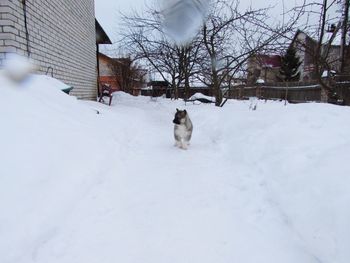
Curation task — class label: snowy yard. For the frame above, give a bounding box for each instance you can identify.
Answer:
[1,78,350,263]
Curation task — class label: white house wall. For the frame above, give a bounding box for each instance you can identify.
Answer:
[0,0,97,100]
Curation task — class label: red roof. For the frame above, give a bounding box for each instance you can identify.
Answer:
[256,54,281,68]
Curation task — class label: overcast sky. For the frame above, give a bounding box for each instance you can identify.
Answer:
[95,0,308,41]
[95,0,146,43]
[95,0,339,51]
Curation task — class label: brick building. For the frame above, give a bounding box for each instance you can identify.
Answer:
[0,0,110,100]
[98,52,147,96]
[98,52,119,91]
[247,54,282,84]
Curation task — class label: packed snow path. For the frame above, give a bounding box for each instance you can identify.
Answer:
[1,88,350,263]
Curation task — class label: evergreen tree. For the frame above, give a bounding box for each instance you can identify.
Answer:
[279,46,302,81]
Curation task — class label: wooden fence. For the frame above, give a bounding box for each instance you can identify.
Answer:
[141,87,213,99]
[227,82,350,106]
[227,84,321,103]
[142,81,350,106]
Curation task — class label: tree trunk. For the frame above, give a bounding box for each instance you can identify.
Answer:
[340,0,349,73]
[318,76,333,103]
[215,88,223,106]
[212,73,222,106]
[184,80,190,100]
[172,80,178,99]
[320,87,328,102]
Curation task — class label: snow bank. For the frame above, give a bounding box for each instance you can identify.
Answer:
[189,92,215,102]
[0,73,115,263]
[23,74,73,92]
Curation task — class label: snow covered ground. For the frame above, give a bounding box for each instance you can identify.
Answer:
[1,75,350,263]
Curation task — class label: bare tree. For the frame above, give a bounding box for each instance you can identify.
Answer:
[340,0,349,72]
[198,0,302,106]
[109,57,146,95]
[119,7,202,99]
[292,0,349,101]
[119,0,303,105]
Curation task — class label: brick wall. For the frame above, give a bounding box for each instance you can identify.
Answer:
[0,0,97,100]
[99,54,114,76]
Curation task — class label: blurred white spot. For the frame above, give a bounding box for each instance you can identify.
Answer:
[162,0,210,45]
[1,53,35,83]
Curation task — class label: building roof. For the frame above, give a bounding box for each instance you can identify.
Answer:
[96,19,112,44]
[147,80,170,87]
[98,52,113,60]
[254,54,281,68]
[291,30,316,46]
[291,29,342,47]
[98,52,131,64]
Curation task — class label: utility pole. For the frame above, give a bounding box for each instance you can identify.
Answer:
[340,0,349,73]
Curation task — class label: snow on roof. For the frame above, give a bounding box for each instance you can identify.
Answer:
[149,72,171,82]
[189,80,207,88]
[293,29,343,47]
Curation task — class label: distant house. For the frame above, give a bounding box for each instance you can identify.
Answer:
[98,52,147,96]
[247,54,282,84]
[247,30,350,84]
[144,80,170,97]
[98,53,119,91]
[290,30,350,80]
[0,0,111,100]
